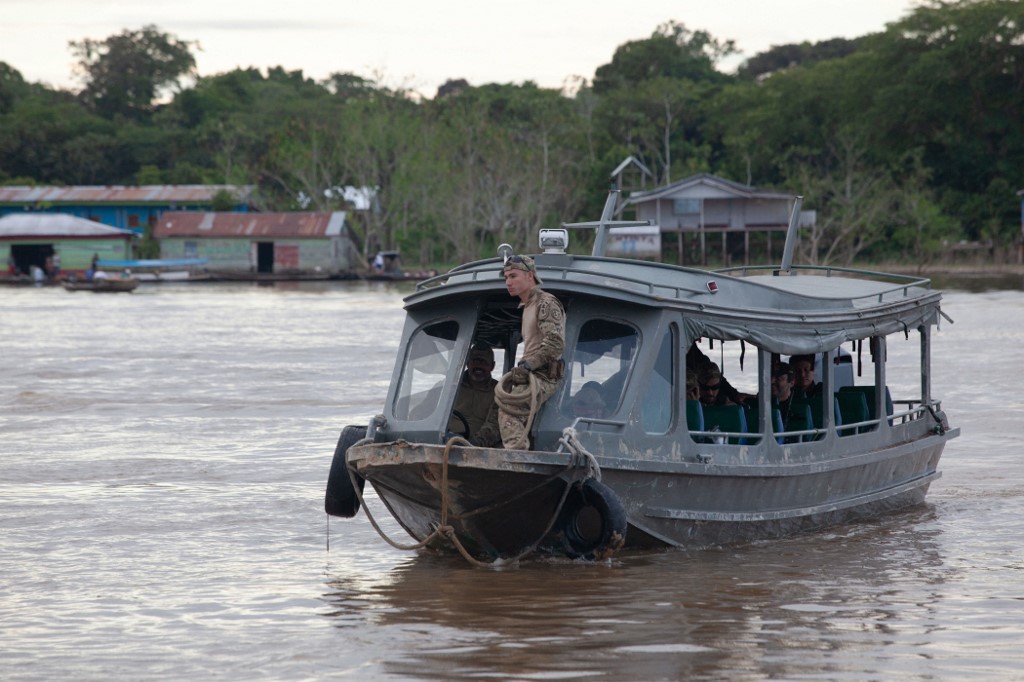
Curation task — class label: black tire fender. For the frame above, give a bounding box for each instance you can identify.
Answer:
[324,425,367,518]
[559,479,627,560]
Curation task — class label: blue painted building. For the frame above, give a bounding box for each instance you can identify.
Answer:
[0,185,254,236]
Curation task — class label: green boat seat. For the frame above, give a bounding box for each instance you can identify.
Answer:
[835,390,871,435]
[789,395,842,441]
[786,399,816,442]
[686,399,704,433]
[838,385,893,423]
[701,404,749,444]
[746,403,784,444]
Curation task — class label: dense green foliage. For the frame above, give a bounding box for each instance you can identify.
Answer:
[1,0,1021,266]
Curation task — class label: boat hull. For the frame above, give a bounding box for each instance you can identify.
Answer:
[352,443,576,558]
[615,440,947,549]
[350,430,953,558]
[63,278,139,292]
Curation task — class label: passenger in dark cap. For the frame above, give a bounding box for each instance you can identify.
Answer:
[771,362,798,428]
[448,343,501,447]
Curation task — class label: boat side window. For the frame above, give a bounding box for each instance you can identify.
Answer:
[686,337,762,444]
[563,320,639,417]
[787,352,829,438]
[835,335,913,434]
[393,320,459,421]
[641,326,675,433]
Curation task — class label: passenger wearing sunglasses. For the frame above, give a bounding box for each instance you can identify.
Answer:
[687,341,747,405]
[496,254,565,450]
[698,363,734,407]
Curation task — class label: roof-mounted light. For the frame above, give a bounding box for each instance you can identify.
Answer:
[539,228,568,254]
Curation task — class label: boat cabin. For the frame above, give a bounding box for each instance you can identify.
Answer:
[384,248,948,464]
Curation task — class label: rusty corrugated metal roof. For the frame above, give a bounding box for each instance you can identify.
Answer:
[154,211,347,239]
[0,185,254,204]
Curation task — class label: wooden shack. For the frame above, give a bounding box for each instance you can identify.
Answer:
[154,211,359,278]
[1,213,134,279]
[623,173,808,266]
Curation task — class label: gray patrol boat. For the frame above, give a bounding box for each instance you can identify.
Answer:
[325,191,958,563]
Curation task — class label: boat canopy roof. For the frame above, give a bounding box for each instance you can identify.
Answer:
[406,253,944,356]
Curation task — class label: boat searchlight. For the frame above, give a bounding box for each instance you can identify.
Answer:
[539,228,569,254]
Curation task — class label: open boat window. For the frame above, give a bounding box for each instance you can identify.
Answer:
[687,338,763,445]
[683,324,935,446]
[563,320,639,418]
[393,320,459,421]
[834,333,925,436]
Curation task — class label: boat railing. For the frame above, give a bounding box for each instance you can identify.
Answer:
[541,263,714,297]
[421,259,934,313]
[716,264,933,304]
[566,416,628,431]
[777,426,824,441]
[694,402,932,444]
[691,429,763,445]
[419,257,716,298]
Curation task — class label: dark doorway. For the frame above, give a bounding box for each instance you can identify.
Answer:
[256,242,274,273]
[10,243,54,276]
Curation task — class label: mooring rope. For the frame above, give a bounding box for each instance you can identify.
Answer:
[557,427,602,482]
[346,426,601,567]
[924,403,948,434]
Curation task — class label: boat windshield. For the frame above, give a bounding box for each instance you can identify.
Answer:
[393,320,459,421]
[561,320,639,418]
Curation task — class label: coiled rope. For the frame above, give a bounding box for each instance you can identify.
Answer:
[493,369,542,435]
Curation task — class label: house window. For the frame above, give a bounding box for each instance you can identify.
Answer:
[184,241,198,258]
[128,214,140,228]
[673,199,700,215]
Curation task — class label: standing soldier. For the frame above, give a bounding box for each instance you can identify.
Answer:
[496,255,565,450]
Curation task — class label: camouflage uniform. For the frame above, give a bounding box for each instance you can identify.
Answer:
[499,287,565,450]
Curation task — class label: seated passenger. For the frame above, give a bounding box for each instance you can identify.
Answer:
[448,344,501,446]
[570,382,607,420]
[771,362,798,429]
[698,363,734,407]
[686,370,699,401]
[790,354,822,399]
[597,367,629,410]
[688,341,750,404]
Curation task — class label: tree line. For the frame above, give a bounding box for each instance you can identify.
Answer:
[1,0,1021,267]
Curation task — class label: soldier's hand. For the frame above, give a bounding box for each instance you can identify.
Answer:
[510,366,530,385]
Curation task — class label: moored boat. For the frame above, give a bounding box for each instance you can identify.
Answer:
[205,269,331,282]
[362,250,437,282]
[325,191,958,563]
[95,258,211,282]
[63,276,139,293]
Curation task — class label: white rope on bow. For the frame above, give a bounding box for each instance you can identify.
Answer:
[557,427,602,482]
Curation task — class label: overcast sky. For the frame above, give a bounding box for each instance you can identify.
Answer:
[1,0,920,97]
